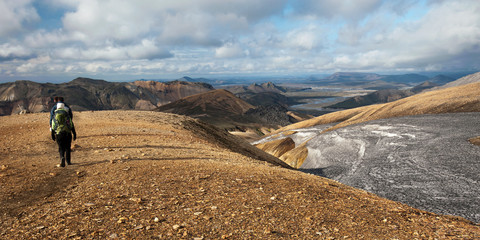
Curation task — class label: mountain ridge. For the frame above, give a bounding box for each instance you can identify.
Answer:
[0,77,214,115]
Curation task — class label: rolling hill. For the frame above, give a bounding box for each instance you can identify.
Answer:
[0,111,478,239]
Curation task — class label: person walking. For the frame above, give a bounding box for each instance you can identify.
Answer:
[51,102,77,167]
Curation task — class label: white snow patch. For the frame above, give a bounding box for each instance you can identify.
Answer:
[402,133,416,139]
[300,147,330,169]
[290,131,317,145]
[371,130,401,138]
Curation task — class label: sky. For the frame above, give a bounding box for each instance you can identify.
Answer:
[0,0,479,82]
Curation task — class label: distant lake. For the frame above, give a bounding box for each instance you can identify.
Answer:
[290,96,347,110]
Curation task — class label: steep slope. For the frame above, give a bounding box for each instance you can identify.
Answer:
[0,111,478,239]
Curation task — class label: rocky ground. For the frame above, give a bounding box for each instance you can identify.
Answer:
[1,111,479,239]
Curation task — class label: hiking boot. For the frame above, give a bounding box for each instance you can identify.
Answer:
[67,160,72,165]
[60,157,66,167]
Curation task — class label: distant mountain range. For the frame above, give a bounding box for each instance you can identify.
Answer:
[313,72,455,90]
[326,74,455,109]
[0,77,214,115]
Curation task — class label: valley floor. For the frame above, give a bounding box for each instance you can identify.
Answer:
[0,111,479,239]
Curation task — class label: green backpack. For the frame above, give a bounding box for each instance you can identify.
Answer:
[52,109,73,134]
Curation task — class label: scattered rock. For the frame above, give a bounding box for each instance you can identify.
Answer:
[129,197,142,203]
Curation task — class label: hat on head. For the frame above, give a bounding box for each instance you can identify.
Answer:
[57,103,65,109]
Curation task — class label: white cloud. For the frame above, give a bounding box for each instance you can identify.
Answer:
[0,43,34,61]
[215,42,245,58]
[0,0,39,37]
[330,0,480,71]
[1,0,480,80]
[126,39,172,60]
[53,39,172,61]
[284,25,320,50]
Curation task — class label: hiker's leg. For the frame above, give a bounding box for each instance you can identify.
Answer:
[65,133,72,165]
[56,134,66,167]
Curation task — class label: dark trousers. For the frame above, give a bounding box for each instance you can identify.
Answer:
[56,132,72,165]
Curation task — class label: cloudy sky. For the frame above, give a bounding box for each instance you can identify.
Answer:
[1,0,479,82]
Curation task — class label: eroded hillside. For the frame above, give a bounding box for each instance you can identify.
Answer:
[0,111,478,239]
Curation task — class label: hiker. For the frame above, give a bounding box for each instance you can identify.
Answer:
[49,96,73,128]
[51,102,77,167]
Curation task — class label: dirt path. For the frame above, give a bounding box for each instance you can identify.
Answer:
[1,111,479,239]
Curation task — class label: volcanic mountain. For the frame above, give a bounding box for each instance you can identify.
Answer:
[0,111,478,239]
[227,82,287,94]
[155,89,309,134]
[155,89,254,122]
[226,82,291,108]
[0,77,214,115]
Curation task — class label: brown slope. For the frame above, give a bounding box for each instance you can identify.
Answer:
[132,80,214,105]
[470,136,480,146]
[0,111,478,239]
[155,89,254,116]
